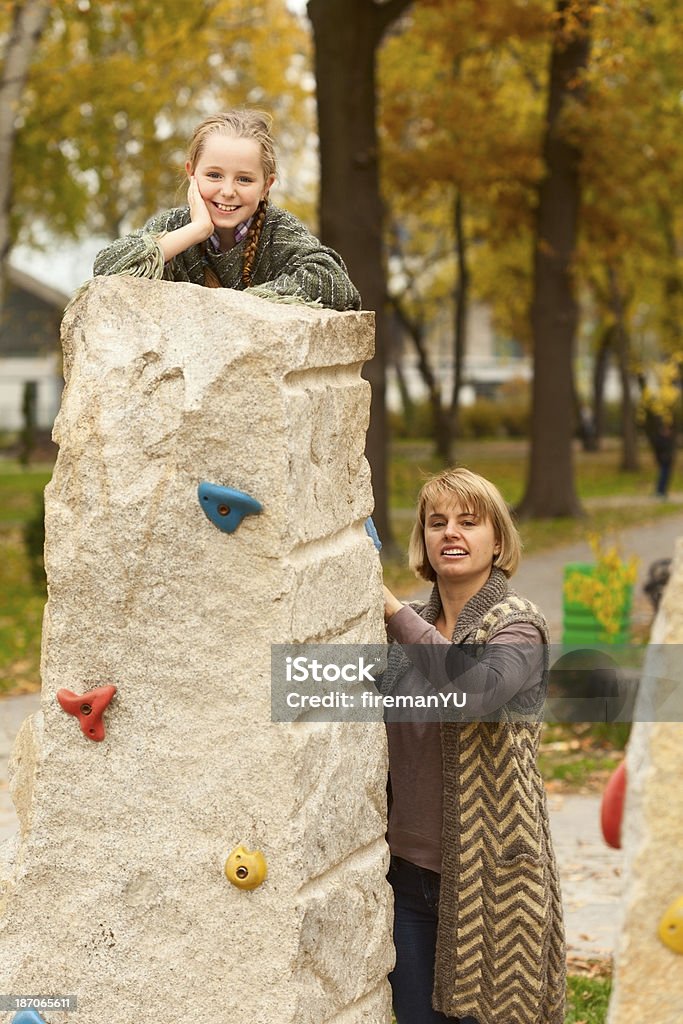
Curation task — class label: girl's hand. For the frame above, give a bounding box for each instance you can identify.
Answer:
[187,176,214,241]
[383,585,403,622]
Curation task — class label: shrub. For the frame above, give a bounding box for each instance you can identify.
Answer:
[23,494,46,588]
[459,399,505,439]
[389,401,435,440]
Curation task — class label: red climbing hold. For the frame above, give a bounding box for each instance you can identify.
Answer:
[56,685,117,742]
[600,759,627,849]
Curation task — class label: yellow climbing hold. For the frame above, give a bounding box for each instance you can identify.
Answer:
[659,896,683,954]
[224,844,268,891]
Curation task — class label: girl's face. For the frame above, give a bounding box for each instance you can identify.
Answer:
[187,134,275,243]
[423,500,500,591]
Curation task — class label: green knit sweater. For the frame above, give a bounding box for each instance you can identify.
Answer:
[93,203,361,312]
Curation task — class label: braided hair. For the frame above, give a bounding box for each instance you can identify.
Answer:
[203,266,222,288]
[186,110,277,290]
[241,198,268,286]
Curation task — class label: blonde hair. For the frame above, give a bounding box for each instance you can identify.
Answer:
[187,110,278,287]
[408,467,522,581]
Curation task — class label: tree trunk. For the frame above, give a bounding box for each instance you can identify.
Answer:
[391,323,415,429]
[450,190,469,441]
[307,0,412,550]
[573,377,597,452]
[608,266,639,471]
[0,0,51,300]
[592,323,613,446]
[391,299,452,462]
[660,205,683,348]
[517,0,591,519]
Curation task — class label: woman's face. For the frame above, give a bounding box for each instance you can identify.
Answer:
[423,500,500,589]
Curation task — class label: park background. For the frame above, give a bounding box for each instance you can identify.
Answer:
[1,2,683,1022]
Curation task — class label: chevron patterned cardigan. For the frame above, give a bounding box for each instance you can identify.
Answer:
[93,203,361,312]
[389,568,566,1024]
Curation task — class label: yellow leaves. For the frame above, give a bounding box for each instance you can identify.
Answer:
[639,356,682,424]
[564,535,639,637]
[12,0,312,241]
[549,0,595,46]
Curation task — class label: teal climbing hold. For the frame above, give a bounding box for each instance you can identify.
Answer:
[365,517,382,552]
[198,482,263,534]
[12,1011,48,1024]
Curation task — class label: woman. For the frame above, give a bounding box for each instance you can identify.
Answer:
[382,467,566,1024]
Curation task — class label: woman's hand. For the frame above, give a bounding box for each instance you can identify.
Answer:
[187,176,214,241]
[383,585,404,623]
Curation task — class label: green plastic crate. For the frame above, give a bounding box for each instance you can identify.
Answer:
[562,562,633,646]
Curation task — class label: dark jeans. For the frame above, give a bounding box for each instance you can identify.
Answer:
[656,459,673,496]
[388,856,479,1024]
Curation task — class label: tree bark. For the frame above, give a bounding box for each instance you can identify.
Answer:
[0,0,51,301]
[516,0,591,519]
[660,206,682,338]
[450,190,469,439]
[592,324,613,446]
[608,266,639,471]
[307,0,412,549]
[390,315,415,428]
[391,298,452,462]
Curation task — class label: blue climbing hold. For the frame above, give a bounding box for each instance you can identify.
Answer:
[12,1011,48,1024]
[365,516,382,552]
[198,482,263,534]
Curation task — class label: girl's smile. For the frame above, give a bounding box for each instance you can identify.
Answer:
[186,135,275,247]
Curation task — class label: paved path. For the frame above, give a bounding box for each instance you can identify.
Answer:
[547,790,623,963]
[513,497,683,639]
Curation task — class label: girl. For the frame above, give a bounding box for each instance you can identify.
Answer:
[381,467,566,1024]
[94,110,361,312]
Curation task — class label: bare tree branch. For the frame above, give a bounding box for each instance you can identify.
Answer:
[0,0,51,295]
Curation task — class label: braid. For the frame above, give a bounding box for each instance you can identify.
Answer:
[242,199,268,286]
[203,264,222,288]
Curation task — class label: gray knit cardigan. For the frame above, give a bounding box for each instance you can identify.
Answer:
[93,203,361,312]
[386,568,567,1024]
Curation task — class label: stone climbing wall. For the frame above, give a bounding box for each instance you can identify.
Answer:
[0,278,392,1024]
[607,538,683,1024]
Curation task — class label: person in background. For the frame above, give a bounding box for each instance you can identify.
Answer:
[652,419,676,499]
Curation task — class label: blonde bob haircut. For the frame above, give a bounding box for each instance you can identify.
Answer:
[408,467,522,582]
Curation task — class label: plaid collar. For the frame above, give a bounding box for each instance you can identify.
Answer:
[208,215,254,253]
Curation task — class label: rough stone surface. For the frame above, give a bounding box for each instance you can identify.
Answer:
[607,537,683,1024]
[0,278,392,1024]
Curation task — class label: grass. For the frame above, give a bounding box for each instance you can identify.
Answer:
[565,972,612,1024]
[538,747,623,789]
[537,719,630,791]
[390,435,683,507]
[390,971,612,1024]
[0,461,53,524]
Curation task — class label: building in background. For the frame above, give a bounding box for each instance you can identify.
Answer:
[387,303,532,412]
[0,267,68,432]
